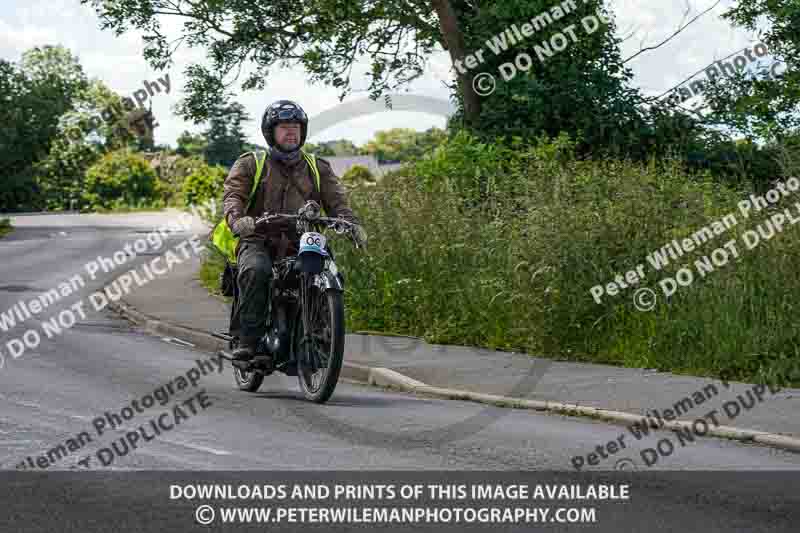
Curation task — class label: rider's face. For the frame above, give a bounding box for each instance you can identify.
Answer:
[275,122,301,149]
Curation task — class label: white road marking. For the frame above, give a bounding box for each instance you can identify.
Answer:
[113,426,231,456]
[161,337,196,348]
[165,440,232,456]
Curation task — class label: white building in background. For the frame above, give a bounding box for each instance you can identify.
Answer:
[324,155,405,178]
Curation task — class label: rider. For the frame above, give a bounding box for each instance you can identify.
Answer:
[223,100,365,361]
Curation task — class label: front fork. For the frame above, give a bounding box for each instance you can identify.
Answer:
[298,275,314,366]
[296,266,344,368]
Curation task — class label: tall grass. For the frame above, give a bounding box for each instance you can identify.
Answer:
[333,132,800,385]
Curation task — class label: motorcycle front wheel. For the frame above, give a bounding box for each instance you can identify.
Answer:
[294,288,345,403]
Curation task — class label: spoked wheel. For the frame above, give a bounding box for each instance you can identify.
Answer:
[294,287,345,403]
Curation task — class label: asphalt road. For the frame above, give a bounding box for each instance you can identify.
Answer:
[0,213,798,532]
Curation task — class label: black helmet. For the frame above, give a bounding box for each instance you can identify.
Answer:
[261,100,308,150]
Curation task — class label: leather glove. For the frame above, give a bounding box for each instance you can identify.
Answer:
[352,224,368,248]
[231,216,255,238]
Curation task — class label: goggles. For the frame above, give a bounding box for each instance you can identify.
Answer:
[276,106,307,122]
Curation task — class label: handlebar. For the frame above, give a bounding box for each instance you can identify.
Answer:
[255,213,355,233]
[252,201,364,247]
[254,200,359,236]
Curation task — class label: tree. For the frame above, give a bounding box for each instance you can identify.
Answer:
[418,127,448,152]
[342,164,376,186]
[458,1,655,157]
[183,164,227,208]
[204,101,251,168]
[60,79,151,151]
[243,141,269,154]
[33,136,102,211]
[0,59,40,211]
[77,0,743,166]
[0,45,88,211]
[82,150,161,210]
[430,0,481,124]
[363,129,417,162]
[698,1,800,141]
[176,131,209,158]
[80,0,468,121]
[361,127,446,162]
[319,139,360,156]
[304,142,336,157]
[303,143,336,157]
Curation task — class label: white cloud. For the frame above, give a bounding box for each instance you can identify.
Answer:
[0,19,66,57]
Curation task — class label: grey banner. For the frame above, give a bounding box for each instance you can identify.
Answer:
[1,471,797,532]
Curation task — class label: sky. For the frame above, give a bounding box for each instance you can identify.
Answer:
[0,0,769,149]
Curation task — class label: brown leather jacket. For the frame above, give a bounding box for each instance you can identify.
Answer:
[223,151,359,256]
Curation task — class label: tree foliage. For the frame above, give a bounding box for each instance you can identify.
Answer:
[342,164,376,186]
[320,139,360,156]
[82,150,162,210]
[34,137,102,211]
[0,45,88,211]
[204,101,251,168]
[362,127,446,162]
[183,163,227,208]
[81,0,441,122]
[304,142,336,157]
[454,0,654,157]
[176,130,209,158]
[694,1,800,141]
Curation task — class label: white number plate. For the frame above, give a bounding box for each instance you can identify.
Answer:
[299,232,328,255]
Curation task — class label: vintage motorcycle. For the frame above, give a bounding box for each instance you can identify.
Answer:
[215,201,362,403]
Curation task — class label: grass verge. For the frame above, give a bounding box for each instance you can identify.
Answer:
[332,133,800,387]
[198,252,229,301]
[0,218,12,238]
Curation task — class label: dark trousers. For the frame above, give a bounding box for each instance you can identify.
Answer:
[230,240,273,346]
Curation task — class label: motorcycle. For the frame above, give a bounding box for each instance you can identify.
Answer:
[215,201,362,403]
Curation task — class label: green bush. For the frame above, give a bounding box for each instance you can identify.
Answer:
[0,218,12,238]
[0,170,43,213]
[82,149,162,210]
[182,163,227,223]
[33,136,101,211]
[334,132,800,385]
[342,164,376,186]
[151,154,208,206]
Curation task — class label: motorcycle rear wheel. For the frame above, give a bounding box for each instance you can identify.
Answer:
[232,339,265,392]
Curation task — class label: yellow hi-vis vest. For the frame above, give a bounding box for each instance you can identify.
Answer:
[210,149,321,265]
